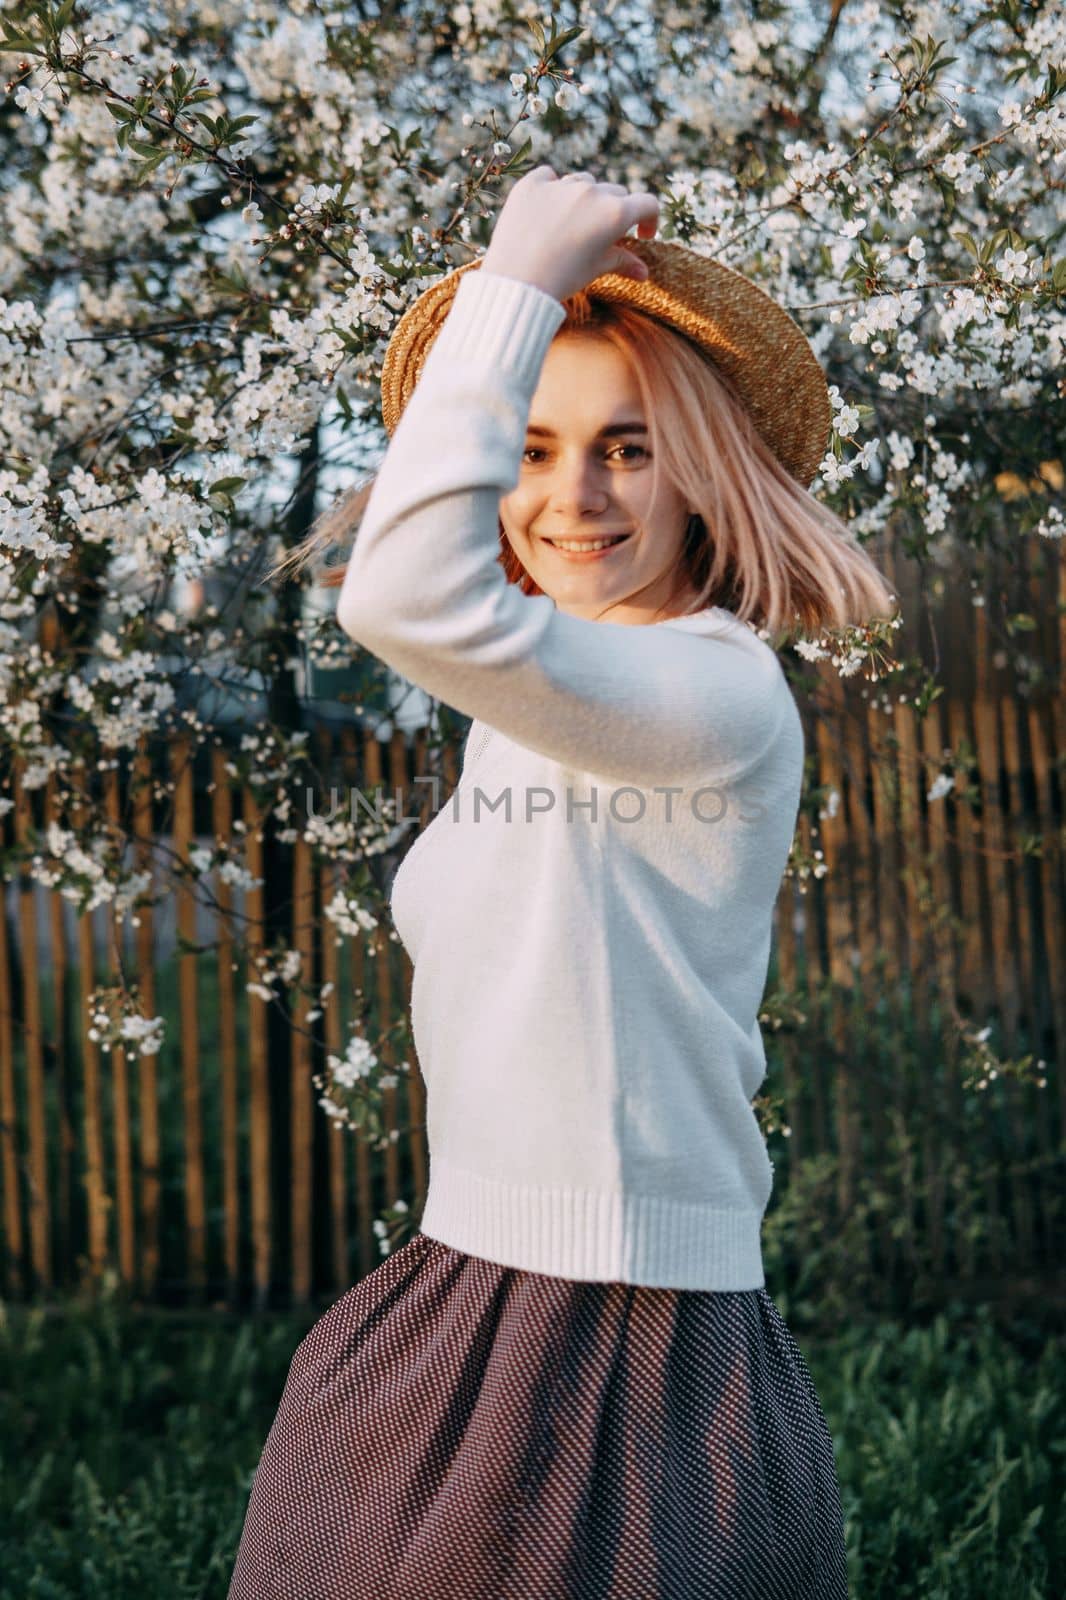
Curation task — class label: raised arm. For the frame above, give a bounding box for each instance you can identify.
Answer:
[336,269,786,789]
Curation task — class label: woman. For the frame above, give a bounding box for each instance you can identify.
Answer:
[229,166,895,1599]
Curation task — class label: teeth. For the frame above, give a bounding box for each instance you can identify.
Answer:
[548,536,627,553]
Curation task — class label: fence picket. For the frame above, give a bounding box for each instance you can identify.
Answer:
[0,806,22,1293]
[244,787,272,1309]
[132,742,161,1296]
[211,748,241,1303]
[2,670,1060,1305]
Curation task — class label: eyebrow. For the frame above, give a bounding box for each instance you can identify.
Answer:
[525,421,648,439]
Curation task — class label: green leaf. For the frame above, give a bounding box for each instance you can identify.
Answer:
[1051,259,1066,292]
[132,153,168,179]
[933,171,956,222]
[194,112,230,140]
[545,25,584,58]
[210,267,249,295]
[208,476,247,497]
[499,134,533,173]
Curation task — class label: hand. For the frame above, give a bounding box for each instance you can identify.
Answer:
[480,166,659,305]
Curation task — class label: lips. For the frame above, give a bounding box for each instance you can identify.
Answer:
[543,533,630,544]
[541,533,632,559]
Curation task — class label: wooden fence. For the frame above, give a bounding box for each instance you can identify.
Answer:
[0,555,1063,1310]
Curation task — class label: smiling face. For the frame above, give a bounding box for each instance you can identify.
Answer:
[499,333,704,625]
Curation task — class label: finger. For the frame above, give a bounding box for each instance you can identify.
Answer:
[624,193,659,238]
[610,246,650,280]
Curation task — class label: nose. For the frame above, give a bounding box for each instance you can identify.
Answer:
[546,454,612,514]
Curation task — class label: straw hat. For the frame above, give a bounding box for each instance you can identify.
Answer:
[379,236,831,488]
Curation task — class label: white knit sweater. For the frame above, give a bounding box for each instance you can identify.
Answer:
[336,268,805,1290]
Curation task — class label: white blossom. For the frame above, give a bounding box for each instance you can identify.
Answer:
[0,0,1057,1081]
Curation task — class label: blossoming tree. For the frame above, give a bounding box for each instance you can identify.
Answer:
[0,0,1062,1267]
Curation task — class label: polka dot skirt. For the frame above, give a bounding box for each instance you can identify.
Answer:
[228,1231,850,1599]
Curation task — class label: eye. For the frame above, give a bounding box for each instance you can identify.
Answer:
[521,444,649,464]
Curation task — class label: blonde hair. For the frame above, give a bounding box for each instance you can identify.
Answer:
[269,289,898,641]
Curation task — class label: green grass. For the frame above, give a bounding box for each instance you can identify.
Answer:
[0,1293,1061,1598]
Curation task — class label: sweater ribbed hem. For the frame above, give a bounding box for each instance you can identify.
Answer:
[417,1157,767,1291]
[425,268,568,386]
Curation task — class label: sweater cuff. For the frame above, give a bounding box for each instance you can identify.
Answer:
[424,266,569,388]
